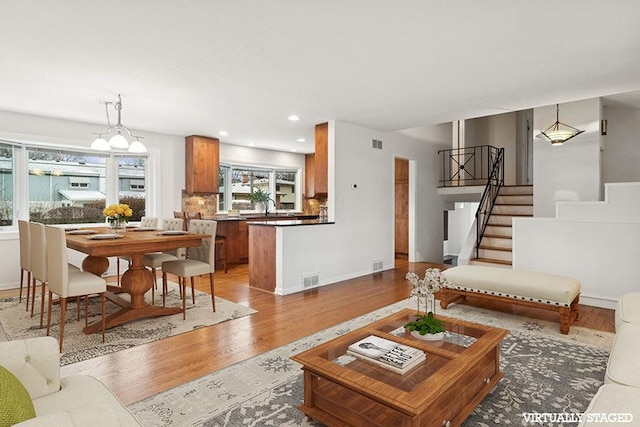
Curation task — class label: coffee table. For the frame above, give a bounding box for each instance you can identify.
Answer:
[290,309,508,427]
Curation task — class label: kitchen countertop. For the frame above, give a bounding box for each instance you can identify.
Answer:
[205,214,319,222]
[246,219,334,227]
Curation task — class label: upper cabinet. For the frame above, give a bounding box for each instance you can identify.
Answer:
[304,153,315,198]
[314,123,328,197]
[185,135,219,194]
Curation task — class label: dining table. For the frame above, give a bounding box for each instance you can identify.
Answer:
[64,226,209,334]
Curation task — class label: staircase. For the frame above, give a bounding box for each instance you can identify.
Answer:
[471,185,533,267]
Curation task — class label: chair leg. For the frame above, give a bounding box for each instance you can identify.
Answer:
[101,293,106,343]
[151,268,157,305]
[162,271,167,307]
[39,281,46,328]
[19,268,24,303]
[59,297,67,353]
[191,277,196,305]
[84,295,89,327]
[116,258,121,286]
[209,272,215,312]
[182,277,187,320]
[46,290,53,336]
[30,277,37,318]
[76,296,81,321]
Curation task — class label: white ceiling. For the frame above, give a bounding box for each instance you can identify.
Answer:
[1,1,640,153]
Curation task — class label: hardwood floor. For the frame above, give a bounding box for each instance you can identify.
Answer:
[1,260,615,406]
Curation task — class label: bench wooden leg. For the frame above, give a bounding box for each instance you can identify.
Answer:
[438,291,465,309]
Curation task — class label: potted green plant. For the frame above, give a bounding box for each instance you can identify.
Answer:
[404,268,449,340]
[248,188,271,213]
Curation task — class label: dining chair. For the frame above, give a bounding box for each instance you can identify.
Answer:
[143,217,185,303]
[184,211,201,231]
[45,226,107,352]
[30,222,82,327]
[18,220,32,310]
[116,216,158,285]
[161,219,217,319]
[173,211,186,230]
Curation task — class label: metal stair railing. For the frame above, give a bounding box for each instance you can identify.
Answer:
[475,147,504,259]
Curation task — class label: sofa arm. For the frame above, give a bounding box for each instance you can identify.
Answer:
[0,337,61,399]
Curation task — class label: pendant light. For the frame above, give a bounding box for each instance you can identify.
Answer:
[91,94,147,152]
[541,104,584,146]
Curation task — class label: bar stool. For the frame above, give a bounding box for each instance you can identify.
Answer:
[215,235,228,273]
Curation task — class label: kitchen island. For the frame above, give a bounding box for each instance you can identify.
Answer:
[205,214,318,268]
[247,219,334,292]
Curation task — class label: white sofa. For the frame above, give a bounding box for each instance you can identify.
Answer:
[0,337,141,426]
[579,293,640,426]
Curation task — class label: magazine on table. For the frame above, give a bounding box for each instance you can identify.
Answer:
[347,335,425,374]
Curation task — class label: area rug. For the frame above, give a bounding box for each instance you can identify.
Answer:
[0,283,256,366]
[129,299,614,426]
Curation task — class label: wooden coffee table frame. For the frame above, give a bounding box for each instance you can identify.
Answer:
[291,309,508,427]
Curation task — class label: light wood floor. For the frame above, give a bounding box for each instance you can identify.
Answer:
[3,260,615,406]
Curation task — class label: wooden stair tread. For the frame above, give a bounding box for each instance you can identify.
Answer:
[489,213,533,217]
[483,234,512,239]
[479,245,512,252]
[495,203,533,207]
[485,224,512,228]
[472,258,513,266]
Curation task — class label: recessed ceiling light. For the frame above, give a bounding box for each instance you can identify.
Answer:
[287,115,300,121]
[219,131,229,136]
[248,142,255,147]
[290,148,298,152]
[296,138,305,142]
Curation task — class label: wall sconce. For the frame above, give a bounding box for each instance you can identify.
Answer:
[601,119,608,136]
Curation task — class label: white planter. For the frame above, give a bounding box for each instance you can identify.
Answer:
[410,331,445,341]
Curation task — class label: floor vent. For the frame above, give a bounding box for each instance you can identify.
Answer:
[302,274,319,288]
[372,260,384,272]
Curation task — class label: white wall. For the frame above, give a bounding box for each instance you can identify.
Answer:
[446,202,477,256]
[513,182,640,308]
[274,120,449,295]
[220,144,304,169]
[602,106,640,184]
[465,112,517,185]
[533,99,602,217]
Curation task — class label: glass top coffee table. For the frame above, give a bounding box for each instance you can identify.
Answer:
[291,309,508,427]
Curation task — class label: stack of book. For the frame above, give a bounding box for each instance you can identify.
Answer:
[347,335,425,374]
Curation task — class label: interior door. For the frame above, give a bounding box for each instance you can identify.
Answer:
[395,158,409,257]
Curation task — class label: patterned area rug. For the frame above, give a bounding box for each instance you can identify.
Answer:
[0,282,256,366]
[130,300,613,427]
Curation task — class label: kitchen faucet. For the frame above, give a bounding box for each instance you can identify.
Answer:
[265,198,276,216]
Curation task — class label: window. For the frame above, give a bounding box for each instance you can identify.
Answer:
[0,144,14,227]
[28,149,107,224]
[117,155,147,222]
[218,164,300,212]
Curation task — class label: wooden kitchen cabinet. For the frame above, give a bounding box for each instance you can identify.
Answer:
[185,135,219,193]
[304,153,315,198]
[314,123,328,196]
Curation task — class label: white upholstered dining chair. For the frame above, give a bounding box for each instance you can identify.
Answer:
[18,220,32,310]
[116,216,158,285]
[161,219,217,319]
[143,217,184,303]
[45,226,108,352]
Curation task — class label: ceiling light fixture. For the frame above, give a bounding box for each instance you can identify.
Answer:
[296,138,305,142]
[91,94,147,152]
[287,115,300,121]
[219,131,229,136]
[541,104,584,146]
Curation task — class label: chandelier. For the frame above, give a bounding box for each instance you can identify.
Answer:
[540,104,584,146]
[90,94,147,153]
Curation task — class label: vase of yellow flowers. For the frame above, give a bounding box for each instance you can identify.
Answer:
[103,203,133,232]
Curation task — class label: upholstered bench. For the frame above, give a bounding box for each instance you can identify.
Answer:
[615,292,640,331]
[440,265,581,334]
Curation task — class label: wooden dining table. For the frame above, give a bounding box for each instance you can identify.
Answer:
[65,227,208,334]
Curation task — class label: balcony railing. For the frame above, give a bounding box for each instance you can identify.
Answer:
[437,145,502,188]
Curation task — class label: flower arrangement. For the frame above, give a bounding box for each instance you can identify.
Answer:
[103,203,133,224]
[404,268,449,337]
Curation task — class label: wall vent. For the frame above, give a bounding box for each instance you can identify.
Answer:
[302,273,319,288]
[372,139,383,150]
[372,260,384,272]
